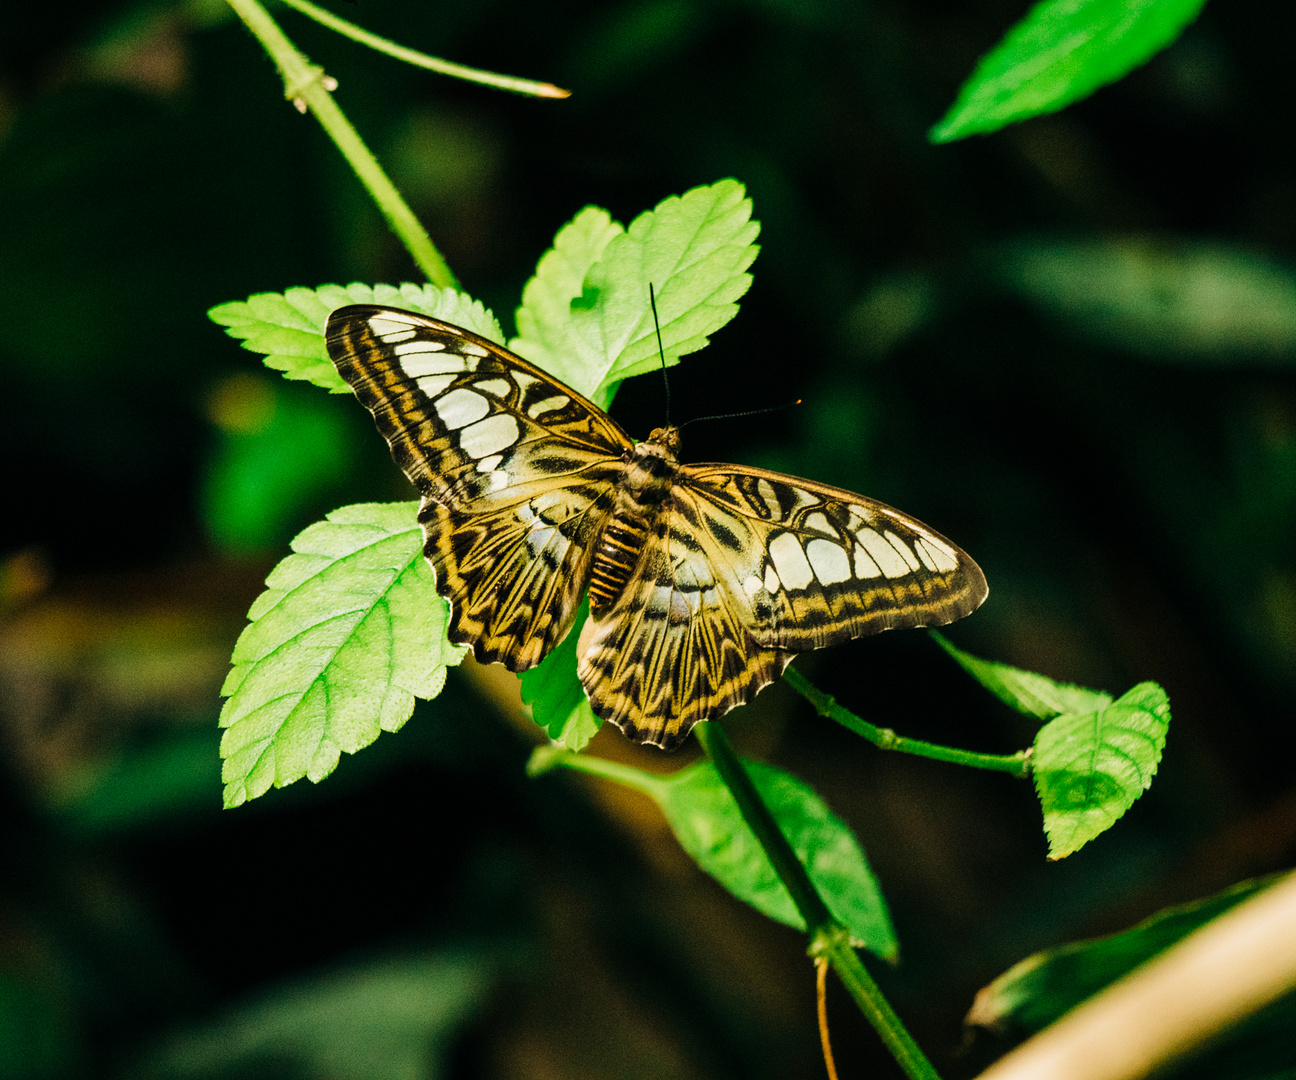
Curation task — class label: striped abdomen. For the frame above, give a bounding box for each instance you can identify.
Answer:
[588,512,652,614]
[587,434,680,615]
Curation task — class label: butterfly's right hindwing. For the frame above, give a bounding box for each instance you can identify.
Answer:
[326,304,632,669]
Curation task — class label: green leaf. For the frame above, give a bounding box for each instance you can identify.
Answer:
[930,0,1209,142]
[1033,682,1170,858]
[208,283,504,393]
[219,502,466,808]
[202,379,356,552]
[146,951,493,1080]
[968,875,1283,1033]
[511,206,625,397]
[534,751,896,958]
[932,631,1113,719]
[510,178,759,408]
[995,239,1296,362]
[518,599,602,752]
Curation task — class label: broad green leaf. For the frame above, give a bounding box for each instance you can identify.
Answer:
[219,502,466,808]
[512,179,759,408]
[932,631,1112,719]
[968,875,1282,1033]
[147,951,493,1080]
[532,750,896,958]
[518,599,603,752]
[1033,682,1170,858]
[930,0,1209,142]
[996,239,1296,362]
[511,206,625,397]
[208,283,504,393]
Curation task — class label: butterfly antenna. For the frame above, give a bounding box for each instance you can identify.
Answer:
[681,399,802,429]
[649,282,671,428]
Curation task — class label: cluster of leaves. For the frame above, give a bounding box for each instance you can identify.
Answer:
[210,180,1172,963]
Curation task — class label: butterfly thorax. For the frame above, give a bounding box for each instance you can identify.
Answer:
[586,426,683,616]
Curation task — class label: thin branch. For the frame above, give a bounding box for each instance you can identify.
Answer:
[817,957,840,1080]
[225,0,457,287]
[280,0,571,99]
[784,667,1032,778]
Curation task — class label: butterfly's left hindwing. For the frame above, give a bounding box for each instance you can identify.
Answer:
[326,304,633,669]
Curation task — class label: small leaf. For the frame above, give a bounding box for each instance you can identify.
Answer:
[209,283,504,393]
[518,599,602,752]
[219,502,466,808]
[511,179,759,407]
[930,0,1209,142]
[539,751,896,958]
[968,875,1283,1033]
[1033,682,1170,858]
[932,631,1112,719]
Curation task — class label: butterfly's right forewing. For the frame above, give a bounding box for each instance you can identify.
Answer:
[326,304,633,670]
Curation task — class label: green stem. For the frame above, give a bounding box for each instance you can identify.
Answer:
[526,745,664,797]
[224,0,457,288]
[280,0,571,99]
[693,722,941,1080]
[784,667,1031,778]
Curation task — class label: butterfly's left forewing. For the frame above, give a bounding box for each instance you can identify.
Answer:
[326,304,634,669]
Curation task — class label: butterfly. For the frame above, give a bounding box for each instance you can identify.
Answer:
[324,304,988,751]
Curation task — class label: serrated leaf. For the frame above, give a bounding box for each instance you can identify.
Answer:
[1033,682,1170,858]
[510,179,759,408]
[209,283,504,393]
[930,0,1208,142]
[968,875,1283,1034]
[219,502,466,808]
[538,751,895,957]
[518,599,602,752]
[932,631,1112,719]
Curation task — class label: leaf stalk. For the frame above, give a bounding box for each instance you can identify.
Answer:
[783,667,1032,778]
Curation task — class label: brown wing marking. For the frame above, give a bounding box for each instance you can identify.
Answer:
[325,304,633,669]
[677,465,988,652]
[576,501,791,751]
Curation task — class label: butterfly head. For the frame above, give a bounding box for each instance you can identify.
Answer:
[645,426,683,460]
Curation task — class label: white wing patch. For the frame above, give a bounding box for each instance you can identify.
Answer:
[768,532,815,589]
[885,531,921,572]
[435,388,490,430]
[856,528,910,579]
[459,414,520,458]
[402,353,464,378]
[417,374,457,397]
[806,538,852,584]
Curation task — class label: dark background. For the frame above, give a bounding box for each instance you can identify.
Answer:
[2,0,1295,1077]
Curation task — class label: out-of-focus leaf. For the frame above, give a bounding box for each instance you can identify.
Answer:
[1033,682,1171,858]
[202,377,356,552]
[996,239,1296,361]
[518,600,602,752]
[931,0,1208,142]
[532,749,896,958]
[932,631,1113,719]
[968,875,1283,1033]
[144,952,493,1080]
[208,283,503,392]
[57,731,222,835]
[219,502,466,808]
[0,970,77,1080]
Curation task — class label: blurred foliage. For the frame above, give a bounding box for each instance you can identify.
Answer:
[2,0,1296,1076]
